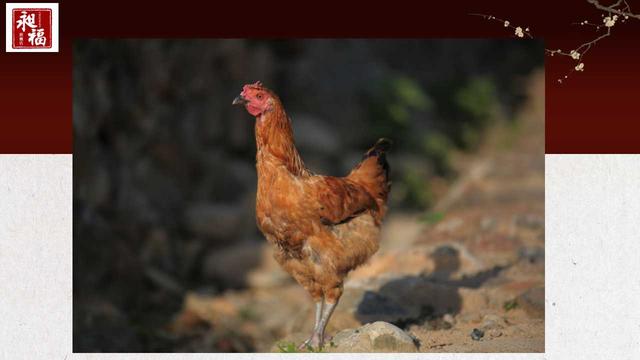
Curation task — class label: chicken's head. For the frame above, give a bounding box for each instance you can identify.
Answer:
[232,81,274,117]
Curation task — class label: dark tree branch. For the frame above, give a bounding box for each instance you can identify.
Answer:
[587,0,640,20]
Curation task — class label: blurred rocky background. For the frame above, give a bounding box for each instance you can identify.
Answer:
[73,39,544,352]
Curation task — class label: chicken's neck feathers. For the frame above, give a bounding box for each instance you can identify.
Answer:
[255,104,309,177]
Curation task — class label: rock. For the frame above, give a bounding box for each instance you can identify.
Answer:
[378,214,426,251]
[516,287,545,318]
[328,321,418,352]
[290,114,340,154]
[481,314,505,330]
[514,213,544,230]
[435,217,464,232]
[179,291,240,326]
[458,287,489,314]
[184,202,247,239]
[74,298,141,352]
[202,241,264,288]
[245,253,292,289]
[470,328,484,341]
[480,216,497,231]
[518,246,545,264]
[443,313,456,327]
[348,246,435,282]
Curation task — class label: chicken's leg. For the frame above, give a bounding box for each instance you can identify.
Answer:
[298,301,324,350]
[300,285,343,350]
[314,300,338,345]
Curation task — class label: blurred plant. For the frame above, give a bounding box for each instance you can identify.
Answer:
[421,133,454,176]
[503,299,519,311]
[238,306,259,322]
[456,77,498,124]
[419,211,445,225]
[275,341,325,353]
[276,341,299,353]
[454,77,499,149]
[400,169,435,209]
[366,74,431,141]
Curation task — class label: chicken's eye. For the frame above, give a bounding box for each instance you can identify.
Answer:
[257,94,263,100]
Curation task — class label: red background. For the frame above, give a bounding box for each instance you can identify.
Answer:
[1,0,639,153]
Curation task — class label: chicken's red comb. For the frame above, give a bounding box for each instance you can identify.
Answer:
[243,81,264,91]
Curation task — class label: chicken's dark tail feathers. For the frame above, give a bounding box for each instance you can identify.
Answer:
[363,138,392,181]
[362,138,393,197]
[364,138,393,157]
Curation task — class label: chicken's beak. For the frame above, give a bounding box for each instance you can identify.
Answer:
[232,95,249,106]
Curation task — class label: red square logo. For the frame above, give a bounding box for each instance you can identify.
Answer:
[12,8,52,49]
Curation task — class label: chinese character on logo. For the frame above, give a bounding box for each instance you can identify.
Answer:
[28,28,47,46]
[6,3,59,52]
[16,11,36,32]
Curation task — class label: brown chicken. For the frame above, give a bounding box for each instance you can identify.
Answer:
[232,81,391,349]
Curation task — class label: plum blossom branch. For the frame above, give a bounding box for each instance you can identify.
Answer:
[471,0,639,83]
[588,0,640,19]
[469,13,533,38]
[547,0,634,82]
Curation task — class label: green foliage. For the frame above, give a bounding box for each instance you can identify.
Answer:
[420,211,445,225]
[429,75,500,152]
[305,344,325,353]
[503,299,519,311]
[497,116,523,151]
[455,77,497,122]
[421,133,453,176]
[367,74,431,140]
[454,77,499,149]
[276,341,298,353]
[238,306,259,322]
[275,341,326,353]
[392,76,430,112]
[402,169,434,209]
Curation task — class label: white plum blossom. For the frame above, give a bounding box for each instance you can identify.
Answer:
[504,20,510,27]
[603,15,617,27]
[570,50,580,60]
[515,27,524,38]
[575,63,584,71]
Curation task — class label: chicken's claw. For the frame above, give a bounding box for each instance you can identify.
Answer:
[298,332,322,351]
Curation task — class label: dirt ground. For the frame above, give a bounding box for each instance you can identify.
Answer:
[168,70,545,353]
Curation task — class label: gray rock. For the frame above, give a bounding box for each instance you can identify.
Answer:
[328,321,418,352]
[518,246,545,264]
[184,202,247,240]
[470,328,484,341]
[481,314,505,330]
[517,287,545,319]
[291,114,340,154]
[443,313,456,326]
[515,213,544,230]
[202,241,264,288]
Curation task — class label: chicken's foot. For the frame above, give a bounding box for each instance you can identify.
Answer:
[299,300,338,350]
